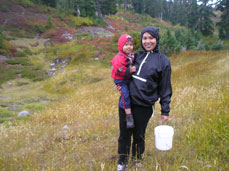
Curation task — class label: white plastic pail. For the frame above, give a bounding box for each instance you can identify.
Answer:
[154,125,174,151]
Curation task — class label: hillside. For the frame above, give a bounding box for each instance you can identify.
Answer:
[0,1,178,121]
[0,1,229,170]
[0,50,228,170]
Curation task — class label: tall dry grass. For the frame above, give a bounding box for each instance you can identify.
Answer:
[0,50,228,170]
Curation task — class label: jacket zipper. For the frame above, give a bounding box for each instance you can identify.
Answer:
[137,52,150,75]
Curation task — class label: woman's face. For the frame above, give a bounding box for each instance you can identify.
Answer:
[142,32,157,52]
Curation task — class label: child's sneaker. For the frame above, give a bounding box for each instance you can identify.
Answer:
[117,164,126,171]
[126,114,134,128]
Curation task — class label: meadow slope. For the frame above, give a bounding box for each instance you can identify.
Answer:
[0,50,228,170]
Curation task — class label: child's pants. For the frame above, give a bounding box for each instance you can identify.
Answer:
[114,79,131,109]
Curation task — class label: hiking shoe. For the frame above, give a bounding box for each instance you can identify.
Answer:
[126,114,134,128]
[117,164,126,171]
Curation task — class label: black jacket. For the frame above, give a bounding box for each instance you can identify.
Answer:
[129,26,172,116]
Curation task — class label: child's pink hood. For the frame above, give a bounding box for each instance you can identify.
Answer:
[118,34,134,54]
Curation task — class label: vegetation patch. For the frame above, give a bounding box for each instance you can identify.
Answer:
[5,57,30,65]
[69,16,94,28]
[0,51,228,170]
[0,107,16,123]
[0,62,47,85]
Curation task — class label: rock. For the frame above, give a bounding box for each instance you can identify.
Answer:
[206,165,212,168]
[50,63,55,67]
[18,110,30,117]
[0,55,9,61]
[44,39,51,47]
[77,26,113,38]
[0,96,10,100]
[6,81,12,86]
[62,125,69,131]
[107,24,114,30]
[48,69,56,76]
[48,57,72,76]
[61,33,73,40]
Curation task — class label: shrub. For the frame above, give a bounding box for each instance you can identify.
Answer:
[0,7,8,12]
[34,24,46,33]
[45,17,54,29]
[5,57,30,65]
[20,69,36,79]
[175,28,186,46]
[211,43,224,50]
[92,17,107,27]
[70,16,94,28]
[160,29,178,55]
[24,103,46,113]
[71,45,91,64]
[0,27,7,50]
[218,27,226,40]
[152,18,158,23]
[0,107,15,123]
[34,17,54,34]
[76,33,90,40]
[20,0,34,7]
[130,32,141,52]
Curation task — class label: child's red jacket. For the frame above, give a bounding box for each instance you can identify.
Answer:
[111,34,134,80]
[111,52,134,80]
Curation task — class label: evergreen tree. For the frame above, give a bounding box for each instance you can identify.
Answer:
[175,28,186,46]
[187,0,199,30]
[216,0,229,40]
[132,0,144,13]
[144,0,156,17]
[197,0,215,36]
[160,29,178,55]
[94,0,117,15]
[95,0,102,18]
[77,0,97,17]
[41,0,57,7]
[161,0,169,21]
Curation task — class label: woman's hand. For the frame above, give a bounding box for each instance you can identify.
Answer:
[130,66,136,73]
[161,115,169,122]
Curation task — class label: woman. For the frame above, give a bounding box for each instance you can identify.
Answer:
[117,26,172,171]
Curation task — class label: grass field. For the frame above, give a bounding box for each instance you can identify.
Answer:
[0,50,228,170]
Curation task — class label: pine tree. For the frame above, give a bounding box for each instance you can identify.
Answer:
[98,0,117,15]
[132,0,144,14]
[216,0,229,40]
[197,0,215,36]
[78,0,97,17]
[161,0,169,21]
[41,0,57,7]
[187,0,199,30]
[95,0,102,18]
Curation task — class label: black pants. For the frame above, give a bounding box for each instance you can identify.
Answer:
[118,105,152,164]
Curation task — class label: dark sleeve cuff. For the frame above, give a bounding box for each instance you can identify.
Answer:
[124,67,130,78]
[161,112,169,116]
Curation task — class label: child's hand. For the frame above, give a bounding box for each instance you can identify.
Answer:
[130,66,136,73]
[116,84,121,91]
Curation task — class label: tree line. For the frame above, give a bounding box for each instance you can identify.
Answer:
[31,0,228,40]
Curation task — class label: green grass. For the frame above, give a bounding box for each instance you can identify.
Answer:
[0,50,228,170]
[0,64,47,85]
[0,107,16,123]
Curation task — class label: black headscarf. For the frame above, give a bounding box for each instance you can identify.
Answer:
[140,26,160,53]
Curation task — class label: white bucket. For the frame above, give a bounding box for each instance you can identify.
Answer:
[154,125,174,151]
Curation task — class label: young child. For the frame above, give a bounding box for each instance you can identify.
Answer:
[111,34,136,128]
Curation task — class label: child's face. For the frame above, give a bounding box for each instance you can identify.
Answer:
[123,41,133,54]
